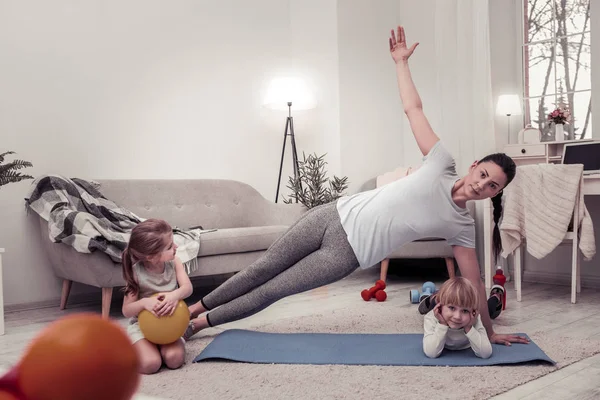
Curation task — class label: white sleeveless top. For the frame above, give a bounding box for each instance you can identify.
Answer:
[129,260,178,323]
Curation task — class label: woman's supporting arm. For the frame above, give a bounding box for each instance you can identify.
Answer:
[453,245,530,346]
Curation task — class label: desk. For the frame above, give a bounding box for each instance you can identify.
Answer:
[483,140,600,293]
[503,139,595,165]
[484,175,600,289]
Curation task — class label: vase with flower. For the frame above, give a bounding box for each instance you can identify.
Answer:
[547,106,571,142]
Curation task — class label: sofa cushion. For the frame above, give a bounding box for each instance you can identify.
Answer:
[198,225,288,257]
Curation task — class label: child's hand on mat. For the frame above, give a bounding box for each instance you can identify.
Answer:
[433,303,448,326]
[154,292,179,317]
[490,333,530,346]
[389,25,419,64]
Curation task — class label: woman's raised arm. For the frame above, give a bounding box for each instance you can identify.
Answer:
[389,26,439,156]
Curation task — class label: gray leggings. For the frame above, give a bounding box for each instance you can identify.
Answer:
[201,201,360,327]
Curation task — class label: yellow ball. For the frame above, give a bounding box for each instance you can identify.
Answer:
[138,299,190,345]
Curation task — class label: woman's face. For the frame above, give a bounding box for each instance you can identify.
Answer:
[464,161,508,200]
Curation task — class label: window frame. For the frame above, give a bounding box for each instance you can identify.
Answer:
[520,0,592,141]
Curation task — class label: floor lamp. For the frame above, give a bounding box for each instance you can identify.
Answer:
[264,77,316,203]
[496,94,522,144]
[275,102,300,203]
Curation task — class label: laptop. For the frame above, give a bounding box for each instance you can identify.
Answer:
[561,141,600,175]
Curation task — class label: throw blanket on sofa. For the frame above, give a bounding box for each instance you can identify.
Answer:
[24,175,203,273]
[500,164,596,261]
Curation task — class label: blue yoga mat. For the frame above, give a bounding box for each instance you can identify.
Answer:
[193,329,555,366]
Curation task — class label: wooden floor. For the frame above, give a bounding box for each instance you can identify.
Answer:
[1,267,600,399]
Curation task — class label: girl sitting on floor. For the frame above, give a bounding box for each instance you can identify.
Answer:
[121,219,194,374]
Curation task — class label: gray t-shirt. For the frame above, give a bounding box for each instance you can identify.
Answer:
[336,141,475,269]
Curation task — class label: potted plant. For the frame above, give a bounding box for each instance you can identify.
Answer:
[282,152,349,209]
[0,151,34,188]
[0,151,33,334]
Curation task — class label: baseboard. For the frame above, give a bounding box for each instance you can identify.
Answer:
[5,291,107,313]
[523,270,600,289]
[4,275,231,313]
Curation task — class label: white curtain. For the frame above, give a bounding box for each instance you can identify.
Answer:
[433,0,496,173]
[428,0,496,270]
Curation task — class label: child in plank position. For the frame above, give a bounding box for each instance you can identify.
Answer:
[423,277,493,359]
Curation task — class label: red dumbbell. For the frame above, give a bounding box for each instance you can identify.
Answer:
[361,280,386,301]
[375,289,387,302]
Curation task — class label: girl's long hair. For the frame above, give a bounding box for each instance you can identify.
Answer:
[478,153,517,263]
[122,219,172,296]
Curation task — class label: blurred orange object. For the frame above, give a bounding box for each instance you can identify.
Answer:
[0,313,139,400]
[0,391,19,400]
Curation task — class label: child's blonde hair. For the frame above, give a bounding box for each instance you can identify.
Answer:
[435,277,479,310]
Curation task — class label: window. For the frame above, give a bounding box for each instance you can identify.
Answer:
[522,0,591,140]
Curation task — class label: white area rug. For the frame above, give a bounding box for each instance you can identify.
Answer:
[139,286,600,400]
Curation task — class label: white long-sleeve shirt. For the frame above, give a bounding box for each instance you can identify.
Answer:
[423,310,493,359]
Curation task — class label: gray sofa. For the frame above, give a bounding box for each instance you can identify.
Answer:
[33,179,305,318]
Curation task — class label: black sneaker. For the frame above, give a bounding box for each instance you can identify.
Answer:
[488,285,504,320]
[418,293,437,315]
[183,320,196,342]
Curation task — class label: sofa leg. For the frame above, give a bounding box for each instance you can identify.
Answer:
[101,287,113,319]
[445,258,456,279]
[60,280,73,310]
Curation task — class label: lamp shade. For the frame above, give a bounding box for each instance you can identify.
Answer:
[496,94,522,116]
[263,77,317,111]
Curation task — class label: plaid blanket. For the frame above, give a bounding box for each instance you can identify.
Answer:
[24,175,203,273]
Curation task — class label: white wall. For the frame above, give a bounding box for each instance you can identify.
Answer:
[0,0,339,307]
[290,0,341,172]
[337,0,404,194]
[337,0,441,194]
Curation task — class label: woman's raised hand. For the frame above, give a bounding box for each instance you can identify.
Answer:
[389,25,419,64]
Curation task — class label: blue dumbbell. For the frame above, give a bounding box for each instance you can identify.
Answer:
[420,281,436,301]
[409,281,437,304]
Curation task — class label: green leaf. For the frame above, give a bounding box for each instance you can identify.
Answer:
[281,153,349,209]
[0,151,34,188]
[0,171,35,187]
[0,151,16,164]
